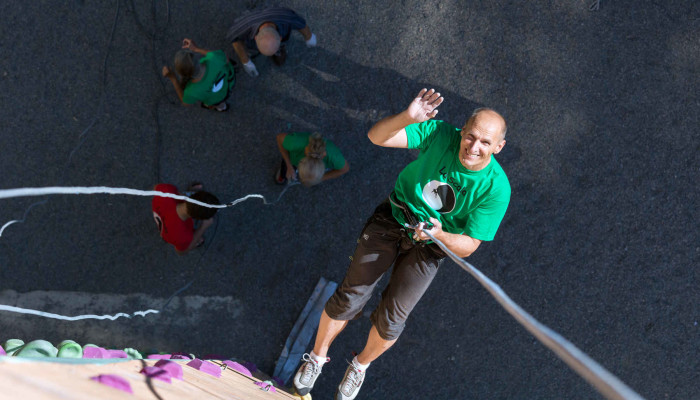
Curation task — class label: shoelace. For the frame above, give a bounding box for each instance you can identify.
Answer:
[341,364,363,393]
[301,354,321,382]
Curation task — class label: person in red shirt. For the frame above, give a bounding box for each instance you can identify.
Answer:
[151,184,219,254]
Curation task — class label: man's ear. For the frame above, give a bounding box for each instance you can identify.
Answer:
[493,139,506,155]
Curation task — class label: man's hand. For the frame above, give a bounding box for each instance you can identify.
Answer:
[406,88,444,123]
[161,66,172,77]
[181,38,197,51]
[305,33,317,47]
[285,163,297,181]
[243,60,259,77]
[413,218,442,241]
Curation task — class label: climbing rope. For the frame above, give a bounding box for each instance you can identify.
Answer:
[404,224,644,400]
[0,184,298,213]
[0,305,158,321]
[0,183,298,320]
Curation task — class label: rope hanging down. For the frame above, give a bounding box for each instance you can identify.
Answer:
[405,224,644,400]
[0,186,296,208]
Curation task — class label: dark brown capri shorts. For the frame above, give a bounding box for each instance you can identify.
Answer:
[325,200,446,341]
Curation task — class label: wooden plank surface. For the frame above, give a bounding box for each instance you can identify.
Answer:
[0,359,300,400]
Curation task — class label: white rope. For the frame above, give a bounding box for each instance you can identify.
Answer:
[0,304,158,321]
[0,186,226,208]
[406,225,644,400]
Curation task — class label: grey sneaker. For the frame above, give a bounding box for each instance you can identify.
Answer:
[293,353,327,396]
[335,361,366,400]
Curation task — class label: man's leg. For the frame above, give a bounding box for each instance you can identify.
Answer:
[295,201,401,395]
[356,325,396,365]
[312,310,348,357]
[336,244,443,400]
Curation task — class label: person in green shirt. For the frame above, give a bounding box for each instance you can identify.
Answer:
[275,132,349,187]
[161,38,235,111]
[293,89,510,400]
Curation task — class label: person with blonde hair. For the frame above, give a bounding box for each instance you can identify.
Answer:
[162,38,235,111]
[275,132,349,187]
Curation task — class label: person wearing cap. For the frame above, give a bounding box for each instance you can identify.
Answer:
[293,89,511,399]
[226,7,316,77]
[275,132,349,187]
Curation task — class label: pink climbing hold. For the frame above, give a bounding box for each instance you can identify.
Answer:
[170,354,191,360]
[222,360,253,377]
[107,350,128,359]
[186,358,221,378]
[83,346,109,359]
[0,346,5,356]
[140,366,172,383]
[155,360,183,380]
[90,374,133,394]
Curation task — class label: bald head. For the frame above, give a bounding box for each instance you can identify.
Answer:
[466,108,507,141]
[255,26,281,56]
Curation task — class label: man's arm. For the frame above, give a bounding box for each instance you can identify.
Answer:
[367,88,443,148]
[322,161,349,182]
[276,133,296,180]
[232,40,250,64]
[161,66,187,105]
[182,38,210,56]
[176,218,214,254]
[413,218,481,258]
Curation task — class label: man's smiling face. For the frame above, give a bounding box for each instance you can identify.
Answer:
[459,109,507,171]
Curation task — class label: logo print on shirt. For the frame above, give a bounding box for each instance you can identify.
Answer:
[211,78,224,93]
[422,180,456,214]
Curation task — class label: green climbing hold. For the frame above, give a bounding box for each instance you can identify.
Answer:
[3,339,25,356]
[15,340,58,358]
[57,340,83,358]
[124,348,143,360]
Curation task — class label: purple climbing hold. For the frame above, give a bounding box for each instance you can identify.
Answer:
[155,360,183,380]
[186,358,221,378]
[90,374,133,394]
[0,345,5,356]
[140,366,172,383]
[223,360,253,377]
[171,352,193,359]
[107,350,128,359]
[83,346,109,359]
[241,361,258,373]
[146,354,171,359]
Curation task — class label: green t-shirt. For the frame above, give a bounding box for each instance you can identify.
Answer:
[392,120,511,241]
[283,132,346,170]
[182,50,235,106]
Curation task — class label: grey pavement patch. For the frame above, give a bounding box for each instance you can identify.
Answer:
[0,289,243,351]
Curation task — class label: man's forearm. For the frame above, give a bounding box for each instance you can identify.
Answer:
[367,111,413,147]
[299,26,312,40]
[232,41,249,63]
[276,134,293,168]
[433,230,481,258]
[167,76,185,103]
[322,162,349,181]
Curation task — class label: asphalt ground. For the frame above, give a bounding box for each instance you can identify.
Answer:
[0,0,698,399]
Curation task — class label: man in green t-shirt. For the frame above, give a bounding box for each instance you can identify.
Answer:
[294,89,510,400]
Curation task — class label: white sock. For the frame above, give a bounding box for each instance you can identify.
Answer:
[352,356,370,371]
[310,351,328,365]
